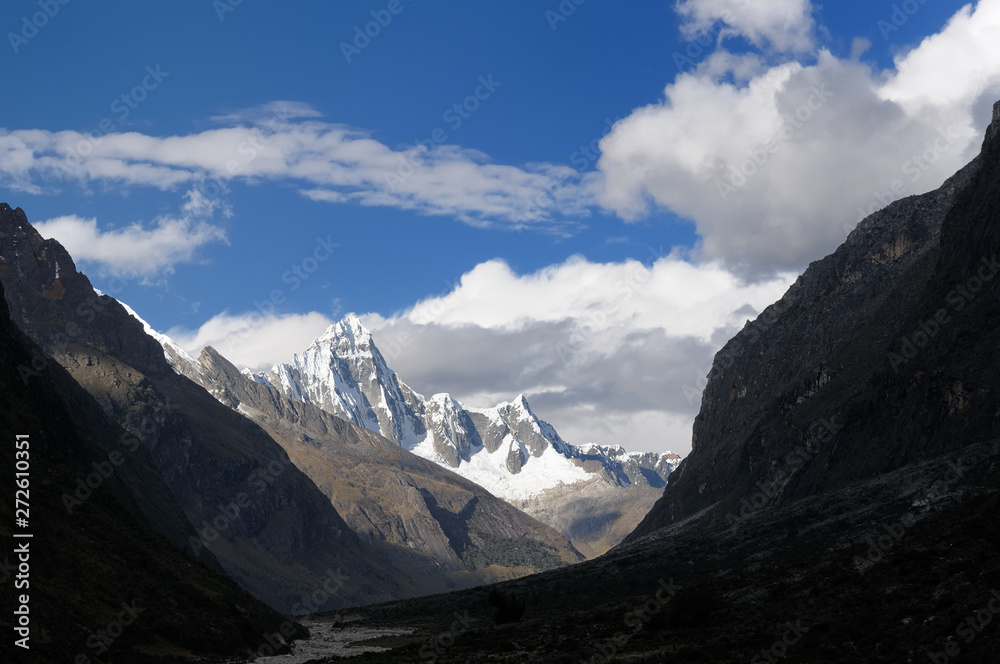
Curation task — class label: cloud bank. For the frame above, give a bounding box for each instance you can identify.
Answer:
[169,255,795,453]
[597,0,1000,277]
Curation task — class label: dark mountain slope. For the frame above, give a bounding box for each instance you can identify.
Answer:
[309,440,1000,663]
[0,204,418,613]
[631,101,1000,536]
[0,280,300,664]
[187,345,583,594]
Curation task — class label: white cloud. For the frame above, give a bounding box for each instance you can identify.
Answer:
[387,254,790,341]
[0,106,590,231]
[4,4,998,279]
[880,1,1000,124]
[169,255,792,454]
[597,0,1000,277]
[167,311,336,372]
[676,0,815,53]
[34,190,228,278]
[362,255,795,454]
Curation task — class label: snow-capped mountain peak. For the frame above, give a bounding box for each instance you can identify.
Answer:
[318,314,373,347]
[250,316,427,448]
[128,306,682,555]
[250,316,681,502]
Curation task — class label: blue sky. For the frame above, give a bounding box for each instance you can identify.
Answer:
[3,0,998,452]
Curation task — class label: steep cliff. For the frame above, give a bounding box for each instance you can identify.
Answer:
[0,204,417,613]
[0,280,301,663]
[631,101,1000,538]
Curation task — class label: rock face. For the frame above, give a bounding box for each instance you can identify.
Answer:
[630,100,1000,539]
[187,344,584,592]
[241,317,680,554]
[0,204,418,613]
[0,279,299,663]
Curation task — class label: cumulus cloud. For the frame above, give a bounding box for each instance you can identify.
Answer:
[598,0,1000,278]
[34,190,228,278]
[169,255,792,453]
[381,254,790,341]
[676,0,816,53]
[361,255,795,453]
[880,1,1000,124]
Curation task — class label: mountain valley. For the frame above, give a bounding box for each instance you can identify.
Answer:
[3,76,1000,664]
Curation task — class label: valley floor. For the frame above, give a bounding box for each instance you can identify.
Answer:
[246,620,414,663]
[277,440,1000,663]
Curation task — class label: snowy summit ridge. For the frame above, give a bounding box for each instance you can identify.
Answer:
[249,316,681,501]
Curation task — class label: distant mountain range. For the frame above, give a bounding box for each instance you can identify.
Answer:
[0,204,589,632]
[242,316,680,500]
[176,314,682,556]
[140,310,679,556]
